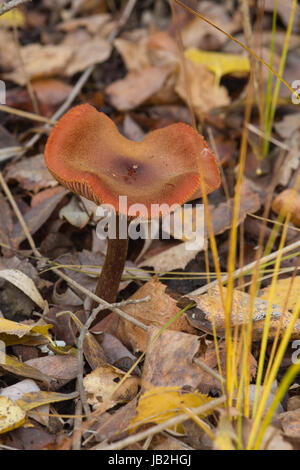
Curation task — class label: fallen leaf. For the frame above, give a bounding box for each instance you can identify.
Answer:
[83,364,139,412]
[278,408,300,439]
[139,241,203,273]
[101,333,139,372]
[0,379,49,427]
[192,341,256,395]
[272,189,300,227]
[208,180,261,236]
[62,31,112,76]
[59,196,89,228]
[5,154,56,193]
[186,286,300,340]
[117,278,196,353]
[16,391,78,411]
[142,326,201,391]
[0,318,51,339]
[58,13,112,35]
[185,48,250,84]
[12,187,67,247]
[260,277,300,312]
[0,269,45,309]
[82,332,107,370]
[0,355,52,385]
[25,355,79,382]
[4,44,73,86]
[93,398,138,443]
[105,66,170,111]
[0,396,26,434]
[175,59,230,117]
[0,5,25,28]
[131,386,212,433]
[0,191,14,251]
[114,38,149,72]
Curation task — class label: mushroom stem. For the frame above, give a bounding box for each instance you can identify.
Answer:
[92,214,129,318]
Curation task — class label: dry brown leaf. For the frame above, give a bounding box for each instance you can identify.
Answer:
[209,181,261,236]
[278,408,300,439]
[272,189,300,227]
[93,397,137,443]
[0,192,14,251]
[83,364,139,412]
[58,13,112,35]
[4,44,73,86]
[25,355,79,382]
[139,241,203,274]
[142,326,201,392]
[105,66,170,111]
[5,154,56,193]
[116,278,196,353]
[195,341,256,395]
[82,332,107,370]
[62,32,112,76]
[186,286,300,340]
[175,60,230,117]
[12,187,67,248]
[114,38,149,72]
[181,1,240,49]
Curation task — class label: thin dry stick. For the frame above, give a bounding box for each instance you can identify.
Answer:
[72,381,83,451]
[0,104,56,125]
[190,238,300,297]
[96,395,226,450]
[0,0,30,15]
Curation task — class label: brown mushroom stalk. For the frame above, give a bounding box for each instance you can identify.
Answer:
[94,213,128,309]
[44,104,221,321]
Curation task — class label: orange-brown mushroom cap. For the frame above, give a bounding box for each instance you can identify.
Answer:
[44,104,220,218]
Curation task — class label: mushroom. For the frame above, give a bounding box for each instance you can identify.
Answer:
[44,104,220,319]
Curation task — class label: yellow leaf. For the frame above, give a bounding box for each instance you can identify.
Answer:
[130,386,212,433]
[185,48,250,84]
[0,318,52,346]
[1,355,52,385]
[0,396,26,434]
[0,5,26,28]
[260,277,300,312]
[0,318,36,338]
[16,391,78,412]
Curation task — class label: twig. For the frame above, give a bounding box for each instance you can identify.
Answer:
[72,381,83,450]
[95,395,226,450]
[190,239,300,296]
[0,171,38,255]
[193,357,224,384]
[0,104,56,125]
[77,303,105,418]
[0,0,30,16]
[108,0,137,42]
